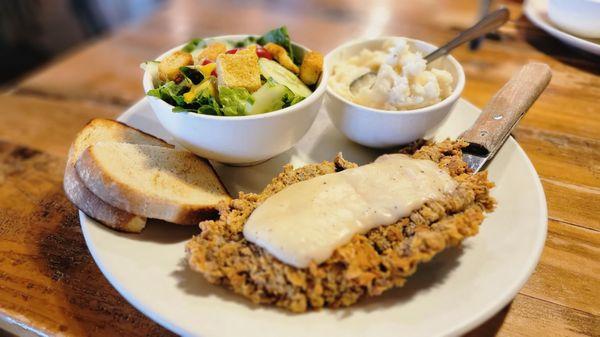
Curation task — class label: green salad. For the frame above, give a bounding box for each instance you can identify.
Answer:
[142,26,324,116]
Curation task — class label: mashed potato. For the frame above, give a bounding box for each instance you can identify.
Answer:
[330,39,454,110]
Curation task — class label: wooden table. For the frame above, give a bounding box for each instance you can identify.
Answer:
[0,0,598,335]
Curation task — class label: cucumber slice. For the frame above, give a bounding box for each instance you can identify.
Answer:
[259,58,312,98]
[141,61,160,87]
[247,81,292,115]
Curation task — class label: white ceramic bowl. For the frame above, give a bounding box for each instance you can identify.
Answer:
[324,37,465,148]
[143,35,328,165]
[548,0,600,38]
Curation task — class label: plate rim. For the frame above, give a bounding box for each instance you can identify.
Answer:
[80,97,548,337]
[524,0,600,55]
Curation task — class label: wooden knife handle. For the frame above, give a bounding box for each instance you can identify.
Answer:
[461,63,552,155]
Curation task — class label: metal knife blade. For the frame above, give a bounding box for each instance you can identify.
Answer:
[462,152,488,173]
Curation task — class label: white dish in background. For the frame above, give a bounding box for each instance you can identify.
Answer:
[325,37,465,148]
[548,0,600,39]
[143,36,328,165]
[80,97,547,337]
[525,0,600,55]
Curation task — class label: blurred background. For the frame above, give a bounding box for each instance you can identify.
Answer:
[0,0,164,85]
[0,0,503,87]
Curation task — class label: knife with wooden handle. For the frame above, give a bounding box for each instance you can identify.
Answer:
[461,63,552,172]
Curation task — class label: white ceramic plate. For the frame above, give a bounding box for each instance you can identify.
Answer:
[80,98,547,337]
[524,0,600,56]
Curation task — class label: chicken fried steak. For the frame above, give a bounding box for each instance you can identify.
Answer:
[186,140,495,312]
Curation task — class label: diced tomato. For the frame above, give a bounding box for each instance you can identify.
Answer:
[225,48,239,54]
[201,59,213,65]
[256,46,273,60]
[211,69,217,77]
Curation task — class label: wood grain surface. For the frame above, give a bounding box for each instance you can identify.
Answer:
[0,0,598,336]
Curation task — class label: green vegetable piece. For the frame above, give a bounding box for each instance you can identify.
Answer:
[219,87,254,116]
[197,104,219,115]
[147,81,188,106]
[182,38,205,52]
[179,66,204,85]
[172,106,194,113]
[190,79,221,115]
[248,80,293,115]
[257,26,297,64]
[283,92,305,107]
[234,36,257,48]
[259,58,312,98]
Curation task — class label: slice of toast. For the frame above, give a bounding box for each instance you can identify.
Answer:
[75,143,231,225]
[63,119,172,232]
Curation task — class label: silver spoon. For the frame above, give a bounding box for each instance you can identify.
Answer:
[349,7,510,95]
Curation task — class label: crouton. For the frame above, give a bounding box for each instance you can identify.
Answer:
[238,45,257,56]
[158,51,193,82]
[264,43,299,74]
[196,42,227,62]
[299,51,324,85]
[216,52,261,92]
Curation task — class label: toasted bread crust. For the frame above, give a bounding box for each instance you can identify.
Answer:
[63,119,172,232]
[196,42,227,62]
[186,140,495,312]
[75,144,228,225]
[216,52,262,92]
[299,51,323,86]
[158,50,194,82]
[264,42,299,74]
[64,152,146,232]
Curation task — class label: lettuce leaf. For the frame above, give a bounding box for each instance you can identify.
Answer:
[179,66,204,85]
[181,38,206,52]
[234,36,257,48]
[282,90,304,108]
[147,81,188,106]
[193,87,221,115]
[219,87,254,116]
[257,26,297,64]
[148,80,221,115]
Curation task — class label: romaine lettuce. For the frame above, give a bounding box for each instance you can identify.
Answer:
[192,86,221,115]
[181,38,206,52]
[148,79,222,115]
[179,66,204,85]
[219,87,254,116]
[234,36,257,48]
[257,26,297,64]
[147,81,188,106]
[283,91,305,107]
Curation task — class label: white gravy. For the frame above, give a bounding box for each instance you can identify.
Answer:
[243,154,457,268]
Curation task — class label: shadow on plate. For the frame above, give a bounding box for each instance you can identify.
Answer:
[306,122,394,166]
[172,259,286,313]
[336,246,465,318]
[213,147,298,195]
[172,244,464,317]
[517,15,600,75]
[113,219,200,244]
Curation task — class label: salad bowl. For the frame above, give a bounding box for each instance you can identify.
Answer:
[143,34,328,165]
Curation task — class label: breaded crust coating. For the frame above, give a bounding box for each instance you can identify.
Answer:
[186,140,495,312]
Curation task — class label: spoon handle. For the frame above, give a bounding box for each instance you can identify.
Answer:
[424,7,510,63]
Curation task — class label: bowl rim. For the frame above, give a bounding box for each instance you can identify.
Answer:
[143,34,328,121]
[324,36,465,116]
